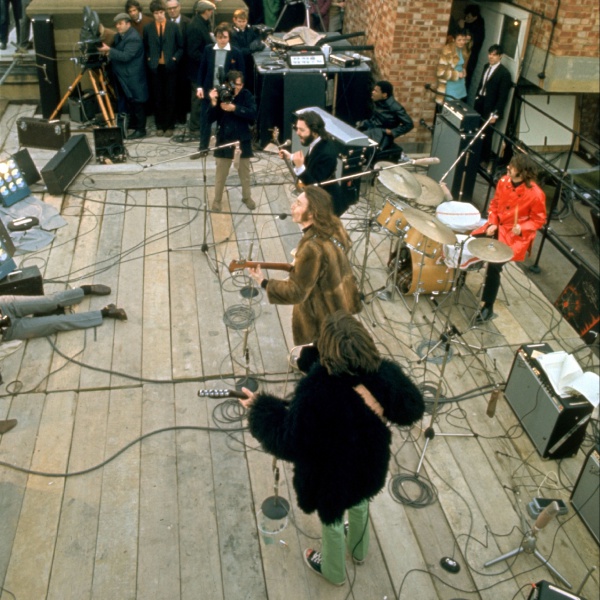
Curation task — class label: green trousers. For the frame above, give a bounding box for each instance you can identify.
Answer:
[321,499,370,585]
[263,0,283,28]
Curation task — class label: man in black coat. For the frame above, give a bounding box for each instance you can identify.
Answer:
[463,4,485,89]
[240,311,424,586]
[100,13,149,140]
[167,0,191,124]
[143,0,184,137]
[474,44,512,164]
[186,0,215,135]
[279,110,350,216]
[195,22,245,153]
[207,70,257,211]
[357,80,413,152]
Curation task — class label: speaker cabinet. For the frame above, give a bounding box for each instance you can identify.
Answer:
[570,445,599,544]
[41,135,92,195]
[427,115,481,202]
[31,15,61,119]
[93,127,126,163]
[11,149,41,185]
[282,72,327,143]
[17,117,71,151]
[0,219,16,280]
[504,343,593,459]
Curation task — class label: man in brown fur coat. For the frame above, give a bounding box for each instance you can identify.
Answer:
[248,186,361,368]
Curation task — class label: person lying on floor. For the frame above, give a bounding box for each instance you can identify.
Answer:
[0,284,127,341]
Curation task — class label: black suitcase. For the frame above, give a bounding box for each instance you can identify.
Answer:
[17,117,71,151]
[0,266,44,296]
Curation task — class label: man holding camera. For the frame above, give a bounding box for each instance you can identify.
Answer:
[195,22,245,154]
[208,70,257,211]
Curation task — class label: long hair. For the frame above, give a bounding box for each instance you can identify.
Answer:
[510,153,538,188]
[318,312,381,376]
[298,110,329,140]
[304,186,341,239]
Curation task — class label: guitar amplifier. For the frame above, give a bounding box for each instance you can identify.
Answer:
[41,135,92,195]
[0,266,44,296]
[504,343,593,459]
[286,51,326,69]
[527,580,583,599]
[570,444,599,544]
[17,117,71,151]
[11,149,41,186]
[441,99,480,134]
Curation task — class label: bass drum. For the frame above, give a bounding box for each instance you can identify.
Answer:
[391,246,456,296]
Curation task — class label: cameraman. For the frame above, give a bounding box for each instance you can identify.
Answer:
[208,70,257,211]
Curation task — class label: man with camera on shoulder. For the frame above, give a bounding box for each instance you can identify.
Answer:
[207,70,257,211]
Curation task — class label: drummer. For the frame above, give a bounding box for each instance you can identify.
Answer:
[471,153,547,322]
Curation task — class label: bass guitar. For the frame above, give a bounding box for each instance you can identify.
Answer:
[198,388,248,399]
[228,259,293,274]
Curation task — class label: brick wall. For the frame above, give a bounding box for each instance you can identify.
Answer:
[344,0,453,147]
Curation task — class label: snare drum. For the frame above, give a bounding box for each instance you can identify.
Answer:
[376,197,410,235]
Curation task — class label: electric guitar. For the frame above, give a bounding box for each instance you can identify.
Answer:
[272,126,305,192]
[228,259,293,274]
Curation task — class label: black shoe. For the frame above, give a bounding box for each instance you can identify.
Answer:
[102,304,128,321]
[86,284,111,296]
[128,130,146,140]
[0,314,11,329]
[475,306,494,323]
[303,549,345,586]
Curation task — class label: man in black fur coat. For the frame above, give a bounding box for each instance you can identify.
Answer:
[240,312,424,586]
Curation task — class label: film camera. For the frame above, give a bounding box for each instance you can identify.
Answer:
[216,81,234,104]
[78,6,106,68]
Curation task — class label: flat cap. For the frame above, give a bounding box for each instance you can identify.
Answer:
[113,12,132,23]
[195,1,216,13]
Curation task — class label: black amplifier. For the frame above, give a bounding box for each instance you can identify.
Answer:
[504,343,593,459]
[329,53,360,68]
[17,117,71,150]
[441,99,480,134]
[0,265,44,296]
[41,135,92,195]
[570,444,599,544]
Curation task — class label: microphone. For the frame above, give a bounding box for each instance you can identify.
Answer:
[278,213,289,220]
[486,387,500,417]
[533,501,560,533]
[410,157,440,166]
[277,140,291,150]
[247,241,254,261]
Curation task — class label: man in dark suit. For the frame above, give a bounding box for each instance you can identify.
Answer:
[100,12,149,139]
[186,1,215,135]
[195,22,245,153]
[474,44,512,165]
[144,0,184,137]
[279,111,350,216]
[167,0,191,125]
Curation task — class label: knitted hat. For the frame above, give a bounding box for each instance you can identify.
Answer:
[113,13,132,23]
[195,1,216,13]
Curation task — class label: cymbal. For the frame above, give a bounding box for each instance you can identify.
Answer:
[412,173,445,207]
[401,206,457,245]
[467,238,514,263]
[377,161,421,199]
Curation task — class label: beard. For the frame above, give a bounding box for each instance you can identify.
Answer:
[299,133,316,147]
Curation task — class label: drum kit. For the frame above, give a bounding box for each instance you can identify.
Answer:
[373,161,514,317]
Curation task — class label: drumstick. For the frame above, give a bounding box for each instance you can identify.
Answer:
[514,205,519,227]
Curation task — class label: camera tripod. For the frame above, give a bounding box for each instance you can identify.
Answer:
[275,0,326,31]
[50,63,116,128]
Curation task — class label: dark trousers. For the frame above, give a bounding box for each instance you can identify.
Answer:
[474,98,495,163]
[481,262,503,308]
[149,65,177,131]
[0,0,22,44]
[174,66,190,124]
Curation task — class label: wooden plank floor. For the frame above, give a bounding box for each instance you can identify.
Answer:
[0,108,598,600]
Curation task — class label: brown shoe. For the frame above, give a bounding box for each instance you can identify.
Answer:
[211,200,222,212]
[0,419,17,434]
[102,303,128,321]
[242,198,256,210]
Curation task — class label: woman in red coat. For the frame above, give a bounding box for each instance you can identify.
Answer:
[472,153,547,322]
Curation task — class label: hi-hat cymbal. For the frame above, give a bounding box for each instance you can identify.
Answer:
[401,206,457,245]
[377,161,421,199]
[467,238,514,263]
[412,173,445,207]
